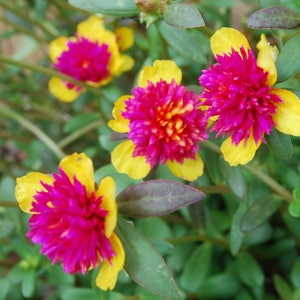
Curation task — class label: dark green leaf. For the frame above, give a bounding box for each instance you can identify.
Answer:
[180,243,212,292]
[61,288,97,300]
[220,159,247,200]
[288,188,300,217]
[117,219,181,300]
[158,21,206,63]
[235,252,264,287]
[163,3,205,29]
[291,258,300,288]
[21,268,35,298]
[68,0,139,16]
[230,201,248,255]
[117,179,205,218]
[273,274,293,300]
[276,33,300,82]
[247,6,300,29]
[188,201,206,230]
[63,113,100,133]
[266,128,293,159]
[241,195,281,232]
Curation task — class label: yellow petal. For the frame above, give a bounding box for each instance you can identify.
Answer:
[48,77,82,102]
[49,36,71,63]
[15,172,53,213]
[138,60,182,87]
[111,140,151,179]
[77,16,107,41]
[272,88,300,136]
[96,177,117,237]
[96,233,125,290]
[59,153,95,196]
[256,34,277,86]
[166,153,204,181]
[115,27,134,51]
[108,95,130,133]
[221,137,261,166]
[113,54,134,75]
[211,27,250,57]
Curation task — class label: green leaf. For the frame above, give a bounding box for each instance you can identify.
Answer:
[117,179,205,218]
[21,268,36,298]
[276,33,300,82]
[247,6,300,29]
[163,3,205,29]
[158,21,206,63]
[289,188,300,217]
[63,113,100,133]
[240,195,281,232]
[235,252,264,287]
[230,201,248,256]
[117,219,181,300]
[291,258,300,288]
[68,0,139,16]
[61,288,97,300]
[220,159,247,200]
[266,128,293,160]
[274,274,293,300]
[180,243,212,292]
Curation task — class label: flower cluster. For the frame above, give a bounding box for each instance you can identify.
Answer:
[49,16,134,102]
[15,153,124,290]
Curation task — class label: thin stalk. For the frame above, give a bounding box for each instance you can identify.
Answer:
[0,201,18,208]
[1,102,65,159]
[0,55,103,95]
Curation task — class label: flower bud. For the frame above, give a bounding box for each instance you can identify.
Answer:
[135,0,168,15]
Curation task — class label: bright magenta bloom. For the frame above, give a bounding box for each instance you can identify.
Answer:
[15,153,124,290]
[199,28,300,166]
[109,60,208,181]
[49,16,134,102]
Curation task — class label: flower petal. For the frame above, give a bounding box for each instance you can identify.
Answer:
[166,153,204,181]
[49,36,70,63]
[97,177,117,237]
[211,27,250,57]
[48,77,82,102]
[256,34,277,86]
[59,153,95,196]
[77,16,107,41]
[221,136,261,166]
[15,172,53,213]
[115,27,134,51]
[111,140,151,179]
[272,88,300,136]
[108,95,130,133]
[138,60,182,87]
[96,233,125,290]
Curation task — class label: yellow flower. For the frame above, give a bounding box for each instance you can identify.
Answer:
[199,27,300,166]
[15,153,124,290]
[108,60,209,181]
[48,16,134,102]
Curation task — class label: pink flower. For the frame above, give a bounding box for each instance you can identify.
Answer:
[109,60,208,181]
[15,153,124,290]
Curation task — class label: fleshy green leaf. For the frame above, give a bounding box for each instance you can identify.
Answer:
[180,243,212,292]
[21,268,36,298]
[63,113,100,134]
[158,21,206,63]
[234,252,264,287]
[230,201,248,256]
[117,219,181,300]
[266,128,293,159]
[276,33,300,82]
[291,258,300,288]
[240,195,281,232]
[288,188,300,217]
[61,288,97,300]
[117,179,205,218]
[163,3,205,29]
[247,6,300,29]
[220,159,247,200]
[273,274,293,300]
[68,0,139,16]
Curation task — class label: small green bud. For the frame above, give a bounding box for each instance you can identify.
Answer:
[135,0,168,15]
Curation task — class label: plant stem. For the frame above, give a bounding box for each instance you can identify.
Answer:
[0,201,18,208]
[1,102,65,159]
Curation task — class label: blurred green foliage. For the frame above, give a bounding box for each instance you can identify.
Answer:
[1,0,300,299]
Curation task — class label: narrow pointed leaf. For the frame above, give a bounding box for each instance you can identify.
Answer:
[163,3,205,29]
[266,128,293,159]
[276,33,300,82]
[117,179,205,218]
[240,195,281,232]
[68,0,138,16]
[247,6,300,29]
[288,188,300,217]
[117,219,181,300]
[273,274,293,300]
